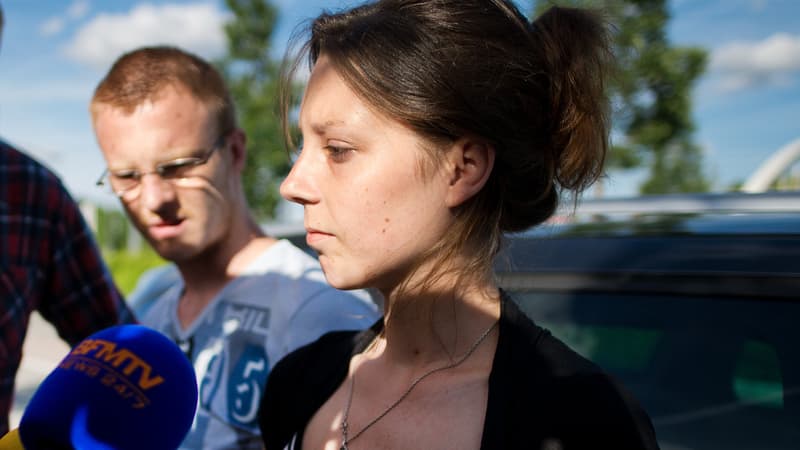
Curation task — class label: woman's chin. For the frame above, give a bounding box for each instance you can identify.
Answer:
[323,274,364,292]
[320,266,370,292]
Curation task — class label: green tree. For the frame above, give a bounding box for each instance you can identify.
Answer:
[95,207,130,250]
[217,0,287,219]
[533,0,710,193]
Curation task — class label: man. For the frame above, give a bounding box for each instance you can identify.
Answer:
[89,46,379,449]
[0,4,134,435]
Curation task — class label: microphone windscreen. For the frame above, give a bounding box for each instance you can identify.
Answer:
[18,325,197,450]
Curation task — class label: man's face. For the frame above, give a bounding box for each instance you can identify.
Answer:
[92,85,236,263]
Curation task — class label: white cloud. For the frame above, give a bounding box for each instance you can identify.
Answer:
[68,0,91,20]
[63,2,229,70]
[38,0,91,37]
[710,32,800,92]
[39,17,65,36]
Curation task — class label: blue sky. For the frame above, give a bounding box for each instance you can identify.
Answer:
[0,0,798,207]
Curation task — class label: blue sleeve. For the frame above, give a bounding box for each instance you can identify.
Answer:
[283,289,379,354]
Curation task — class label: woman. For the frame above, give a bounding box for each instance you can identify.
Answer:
[259,0,659,449]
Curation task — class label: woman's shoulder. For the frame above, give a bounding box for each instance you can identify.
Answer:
[493,295,659,449]
[259,329,365,449]
[272,329,360,381]
[497,295,635,404]
[267,319,380,398]
[498,294,601,377]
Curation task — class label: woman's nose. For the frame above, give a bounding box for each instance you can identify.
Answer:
[280,151,318,205]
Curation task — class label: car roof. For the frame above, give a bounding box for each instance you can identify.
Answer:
[538,190,800,236]
[496,191,800,299]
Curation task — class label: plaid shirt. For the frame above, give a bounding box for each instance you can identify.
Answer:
[0,139,135,434]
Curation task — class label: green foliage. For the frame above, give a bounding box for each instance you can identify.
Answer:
[640,138,709,193]
[771,166,800,190]
[102,247,166,296]
[217,0,287,220]
[533,0,710,194]
[95,208,129,250]
[92,205,166,296]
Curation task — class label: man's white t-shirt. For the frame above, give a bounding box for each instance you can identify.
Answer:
[142,239,379,449]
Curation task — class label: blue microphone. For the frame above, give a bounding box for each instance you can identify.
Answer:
[10,324,197,450]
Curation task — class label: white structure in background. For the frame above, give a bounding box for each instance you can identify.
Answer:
[79,200,97,232]
[742,138,800,193]
[78,200,143,252]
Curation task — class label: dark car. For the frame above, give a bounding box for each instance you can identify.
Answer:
[496,191,800,450]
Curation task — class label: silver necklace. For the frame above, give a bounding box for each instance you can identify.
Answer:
[339,320,498,450]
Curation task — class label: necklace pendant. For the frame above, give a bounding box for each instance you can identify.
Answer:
[340,444,348,450]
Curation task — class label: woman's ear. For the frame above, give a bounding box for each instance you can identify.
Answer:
[444,136,495,208]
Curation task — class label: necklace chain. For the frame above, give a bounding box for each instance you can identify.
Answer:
[339,320,498,450]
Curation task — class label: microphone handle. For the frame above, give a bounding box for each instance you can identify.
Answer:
[0,428,24,449]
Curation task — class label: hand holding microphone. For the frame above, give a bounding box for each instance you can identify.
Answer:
[1,325,198,450]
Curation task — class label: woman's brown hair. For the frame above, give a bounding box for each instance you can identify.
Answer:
[282,0,614,287]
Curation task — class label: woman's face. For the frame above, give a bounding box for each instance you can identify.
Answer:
[280,56,455,292]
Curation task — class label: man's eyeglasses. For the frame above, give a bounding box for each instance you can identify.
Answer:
[96,135,227,200]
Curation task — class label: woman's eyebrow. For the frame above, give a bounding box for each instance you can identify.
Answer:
[304,119,348,135]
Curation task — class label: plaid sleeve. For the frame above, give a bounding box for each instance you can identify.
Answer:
[36,171,136,346]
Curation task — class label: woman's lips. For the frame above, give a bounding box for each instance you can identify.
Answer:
[305,228,333,246]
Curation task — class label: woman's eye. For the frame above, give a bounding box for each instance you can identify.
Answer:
[325,145,354,162]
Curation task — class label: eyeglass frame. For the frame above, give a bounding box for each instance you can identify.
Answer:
[95,134,228,199]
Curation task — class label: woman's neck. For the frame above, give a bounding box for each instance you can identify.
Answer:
[375,283,501,368]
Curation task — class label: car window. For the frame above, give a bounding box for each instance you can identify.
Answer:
[733,339,783,408]
[510,290,800,450]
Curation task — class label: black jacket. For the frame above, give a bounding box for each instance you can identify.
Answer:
[259,294,660,449]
